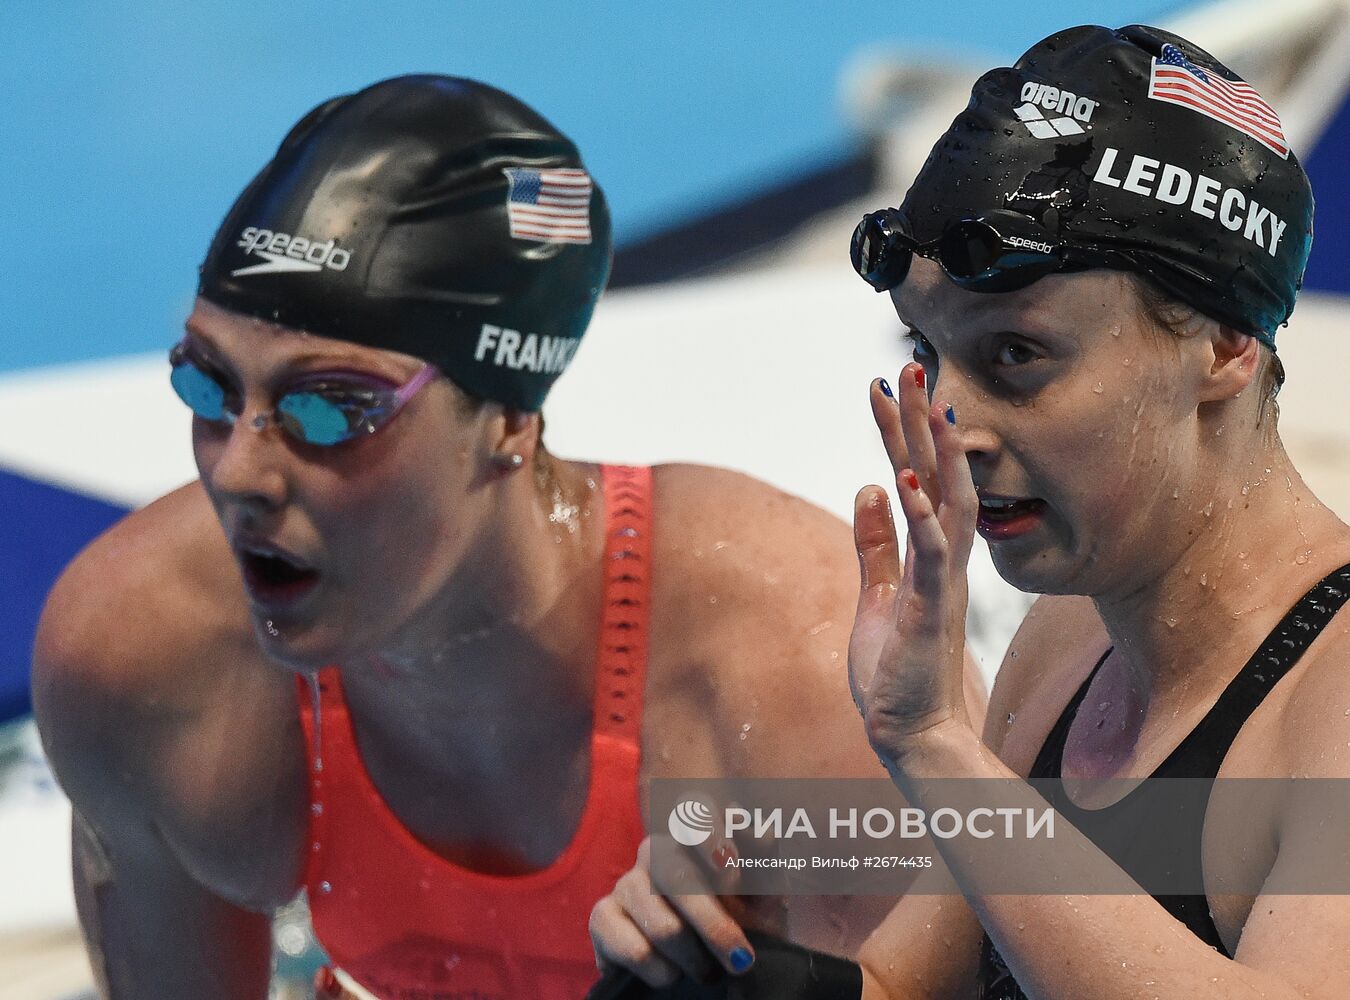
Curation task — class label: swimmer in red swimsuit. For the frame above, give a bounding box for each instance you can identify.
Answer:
[31,76,985,1000]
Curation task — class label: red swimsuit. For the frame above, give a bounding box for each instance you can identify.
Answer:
[297,465,650,999]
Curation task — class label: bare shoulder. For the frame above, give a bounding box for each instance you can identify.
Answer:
[647,462,856,664]
[32,482,293,829]
[650,462,854,582]
[35,483,253,705]
[982,593,1108,771]
[644,464,879,778]
[1275,615,1350,776]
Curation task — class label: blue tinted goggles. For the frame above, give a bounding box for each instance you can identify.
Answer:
[169,342,439,446]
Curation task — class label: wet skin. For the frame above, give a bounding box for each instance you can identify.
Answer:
[592,259,1350,998]
[32,300,968,998]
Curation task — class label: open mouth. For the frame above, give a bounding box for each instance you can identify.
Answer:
[976,496,1048,540]
[237,545,320,607]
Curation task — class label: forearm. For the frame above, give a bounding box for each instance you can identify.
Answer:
[880,726,1299,1000]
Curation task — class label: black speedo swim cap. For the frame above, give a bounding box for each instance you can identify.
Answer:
[198,75,611,411]
[891,24,1313,343]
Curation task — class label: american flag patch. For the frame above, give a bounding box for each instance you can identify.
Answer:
[502,167,593,244]
[1147,44,1288,159]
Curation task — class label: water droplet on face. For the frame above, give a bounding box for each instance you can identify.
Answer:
[1007,712,1016,724]
[738,722,752,741]
[1093,381,1105,394]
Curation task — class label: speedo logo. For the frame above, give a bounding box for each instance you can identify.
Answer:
[1006,235,1054,254]
[231,227,352,277]
[1014,82,1100,139]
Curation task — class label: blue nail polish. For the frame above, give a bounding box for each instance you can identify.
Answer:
[879,378,893,398]
[945,404,956,425]
[730,947,754,973]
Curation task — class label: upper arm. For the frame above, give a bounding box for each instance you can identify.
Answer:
[1228,645,1350,996]
[72,805,275,1000]
[651,464,883,779]
[650,466,989,958]
[653,464,986,779]
[32,503,279,999]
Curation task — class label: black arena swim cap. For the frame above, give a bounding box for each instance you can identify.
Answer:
[887,25,1313,343]
[198,75,612,411]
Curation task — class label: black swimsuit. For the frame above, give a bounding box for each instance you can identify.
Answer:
[975,562,1350,1000]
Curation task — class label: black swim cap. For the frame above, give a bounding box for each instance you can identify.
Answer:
[890,25,1313,343]
[198,75,611,410]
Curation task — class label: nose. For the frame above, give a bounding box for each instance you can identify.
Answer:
[932,370,1001,472]
[198,410,290,514]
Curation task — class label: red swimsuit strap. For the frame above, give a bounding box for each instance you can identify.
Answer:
[594,465,652,745]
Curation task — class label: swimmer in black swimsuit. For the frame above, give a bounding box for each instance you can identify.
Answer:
[591,24,1350,1000]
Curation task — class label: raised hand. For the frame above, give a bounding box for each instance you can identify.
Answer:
[849,364,979,769]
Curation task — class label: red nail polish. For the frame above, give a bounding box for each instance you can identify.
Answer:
[711,841,739,867]
[913,365,926,388]
[316,967,342,998]
[904,470,919,491]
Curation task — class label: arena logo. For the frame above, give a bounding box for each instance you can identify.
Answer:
[474,324,580,375]
[1014,81,1100,139]
[232,227,352,277]
[1091,146,1288,256]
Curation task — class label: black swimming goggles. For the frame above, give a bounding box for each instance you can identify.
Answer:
[850,208,1132,294]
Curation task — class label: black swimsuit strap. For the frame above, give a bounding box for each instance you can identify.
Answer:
[978,561,1350,999]
[1028,647,1111,781]
[1157,560,1350,778]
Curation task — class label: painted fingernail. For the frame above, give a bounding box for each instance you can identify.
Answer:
[879,378,893,398]
[711,840,739,868]
[903,470,920,491]
[945,404,956,425]
[913,364,926,388]
[730,946,755,973]
[315,967,342,998]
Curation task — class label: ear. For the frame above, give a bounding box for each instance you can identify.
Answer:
[1197,324,1261,404]
[487,407,542,473]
